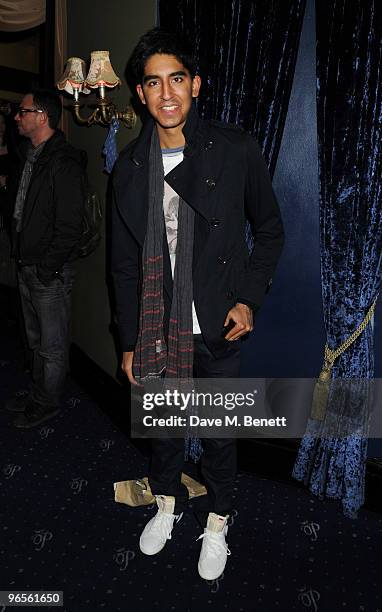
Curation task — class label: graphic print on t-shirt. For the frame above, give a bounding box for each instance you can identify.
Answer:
[163,191,179,260]
[162,146,201,334]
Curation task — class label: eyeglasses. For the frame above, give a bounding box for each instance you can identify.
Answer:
[16,107,44,116]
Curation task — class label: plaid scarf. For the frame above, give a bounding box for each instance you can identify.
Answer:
[133,128,195,382]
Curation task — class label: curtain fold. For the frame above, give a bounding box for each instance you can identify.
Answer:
[0,0,45,32]
[55,0,68,136]
[159,0,306,459]
[159,0,306,176]
[55,0,67,85]
[292,0,382,518]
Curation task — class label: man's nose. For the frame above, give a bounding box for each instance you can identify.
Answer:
[160,81,172,100]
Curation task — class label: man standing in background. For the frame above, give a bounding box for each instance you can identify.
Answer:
[5,89,84,429]
[112,29,284,580]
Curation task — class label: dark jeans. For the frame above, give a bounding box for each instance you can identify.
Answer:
[17,263,75,407]
[149,335,241,516]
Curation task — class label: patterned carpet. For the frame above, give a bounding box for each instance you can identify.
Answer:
[1,313,382,612]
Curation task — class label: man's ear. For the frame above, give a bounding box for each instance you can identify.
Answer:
[191,74,201,98]
[136,84,146,105]
[39,111,49,127]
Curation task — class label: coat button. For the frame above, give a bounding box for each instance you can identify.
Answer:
[217,256,227,265]
[204,140,213,150]
[205,178,216,188]
[210,217,221,227]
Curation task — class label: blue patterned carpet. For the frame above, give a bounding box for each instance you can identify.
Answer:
[1,310,382,612]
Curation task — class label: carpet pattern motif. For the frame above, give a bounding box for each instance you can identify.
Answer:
[1,321,381,612]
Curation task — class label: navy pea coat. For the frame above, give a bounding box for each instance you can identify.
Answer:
[111,104,284,358]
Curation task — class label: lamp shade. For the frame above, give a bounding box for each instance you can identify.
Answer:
[57,57,90,95]
[84,50,121,89]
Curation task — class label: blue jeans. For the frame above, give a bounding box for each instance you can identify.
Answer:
[17,263,75,407]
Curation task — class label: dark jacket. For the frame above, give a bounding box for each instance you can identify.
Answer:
[9,130,85,282]
[111,104,284,357]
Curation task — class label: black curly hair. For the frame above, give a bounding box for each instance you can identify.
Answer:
[129,27,197,85]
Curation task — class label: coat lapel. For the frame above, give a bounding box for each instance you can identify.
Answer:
[113,161,148,247]
[113,104,216,283]
[113,117,173,299]
[113,118,153,246]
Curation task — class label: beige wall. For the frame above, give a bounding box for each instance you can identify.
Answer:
[67,0,156,377]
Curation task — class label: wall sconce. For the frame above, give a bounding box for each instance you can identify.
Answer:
[57,51,136,129]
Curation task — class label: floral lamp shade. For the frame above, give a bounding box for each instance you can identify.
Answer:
[57,57,90,95]
[84,50,121,89]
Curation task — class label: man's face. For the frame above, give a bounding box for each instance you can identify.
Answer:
[136,53,201,132]
[14,94,44,140]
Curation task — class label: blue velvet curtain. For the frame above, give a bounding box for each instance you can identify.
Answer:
[292,0,382,518]
[159,0,307,460]
[159,0,382,515]
[159,0,306,175]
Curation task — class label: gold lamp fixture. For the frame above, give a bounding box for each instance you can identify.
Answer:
[57,51,136,129]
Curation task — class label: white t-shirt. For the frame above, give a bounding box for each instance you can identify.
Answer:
[162,147,201,334]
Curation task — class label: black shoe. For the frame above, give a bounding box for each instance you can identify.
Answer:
[5,391,30,412]
[13,401,60,429]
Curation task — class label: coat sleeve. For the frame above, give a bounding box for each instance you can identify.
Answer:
[110,184,140,352]
[236,133,284,310]
[37,156,84,280]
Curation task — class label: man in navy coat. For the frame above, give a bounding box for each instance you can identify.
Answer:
[111,27,284,580]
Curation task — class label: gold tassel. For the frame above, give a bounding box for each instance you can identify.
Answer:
[310,295,379,422]
[311,367,331,421]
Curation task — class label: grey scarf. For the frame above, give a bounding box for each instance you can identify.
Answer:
[133,128,195,381]
[133,128,202,460]
[14,141,46,232]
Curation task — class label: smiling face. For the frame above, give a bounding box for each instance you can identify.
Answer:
[136,53,201,143]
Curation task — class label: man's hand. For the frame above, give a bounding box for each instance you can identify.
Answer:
[121,351,139,385]
[223,303,254,341]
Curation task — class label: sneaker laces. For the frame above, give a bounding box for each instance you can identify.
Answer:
[149,511,182,541]
[196,531,231,558]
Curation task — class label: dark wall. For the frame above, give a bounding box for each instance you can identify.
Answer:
[241,0,325,378]
[66,0,156,377]
[65,0,380,387]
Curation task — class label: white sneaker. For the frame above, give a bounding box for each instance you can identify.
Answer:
[139,495,183,555]
[197,512,231,580]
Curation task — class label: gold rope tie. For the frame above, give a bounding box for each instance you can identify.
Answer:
[311,295,379,421]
